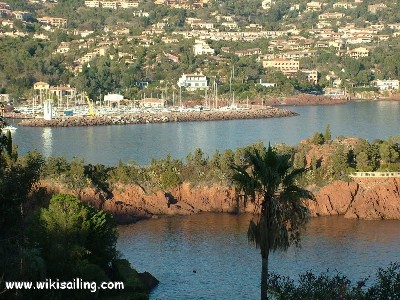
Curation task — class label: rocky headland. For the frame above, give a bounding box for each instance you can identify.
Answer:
[18,107,296,127]
[265,94,350,106]
[38,177,400,224]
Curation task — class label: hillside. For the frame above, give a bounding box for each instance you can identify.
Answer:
[1,0,400,103]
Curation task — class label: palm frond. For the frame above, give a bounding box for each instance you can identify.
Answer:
[232,145,314,256]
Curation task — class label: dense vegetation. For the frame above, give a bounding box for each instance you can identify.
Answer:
[0,120,149,299]
[268,262,400,300]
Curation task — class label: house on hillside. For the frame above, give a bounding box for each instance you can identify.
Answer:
[177,73,208,90]
[368,3,387,14]
[235,48,261,57]
[193,41,215,56]
[34,82,50,91]
[347,47,369,59]
[37,16,67,27]
[12,11,32,21]
[306,1,323,11]
[318,12,345,20]
[333,2,355,9]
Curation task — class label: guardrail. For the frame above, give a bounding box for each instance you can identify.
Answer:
[349,172,400,178]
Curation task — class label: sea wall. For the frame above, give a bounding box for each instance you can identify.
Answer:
[39,178,400,223]
[18,108,296,127]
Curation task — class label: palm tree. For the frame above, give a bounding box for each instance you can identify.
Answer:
[231,145,313,300]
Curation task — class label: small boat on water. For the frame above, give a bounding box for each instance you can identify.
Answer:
[3,125,17,132]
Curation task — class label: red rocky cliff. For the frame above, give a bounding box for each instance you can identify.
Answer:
[309,178,400,220]
[39,178,400,223]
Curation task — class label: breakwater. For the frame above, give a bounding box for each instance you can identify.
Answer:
[18,108,296,127]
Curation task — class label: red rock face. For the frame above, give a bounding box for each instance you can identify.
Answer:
[101,183,256,223]
[306,181,359,216]
[308,178,400,220]
[38,177,400,223]
[344,178,400,220]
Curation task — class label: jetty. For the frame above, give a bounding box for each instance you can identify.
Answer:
[18,107,297,127]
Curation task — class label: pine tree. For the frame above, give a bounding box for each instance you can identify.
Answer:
[324,124,332,142]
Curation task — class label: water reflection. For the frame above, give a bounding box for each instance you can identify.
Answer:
[118,214,400,300]
[42,127,52,158]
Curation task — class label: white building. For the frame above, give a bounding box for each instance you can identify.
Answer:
[104,93,124,108]
[373,80,399,90]
[262,0,274,9]
[177,73,208,90]
[193,42,215,56]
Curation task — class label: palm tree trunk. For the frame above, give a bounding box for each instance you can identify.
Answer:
[261,253,269,300]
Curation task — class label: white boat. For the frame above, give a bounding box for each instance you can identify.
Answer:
[3,125,17,132]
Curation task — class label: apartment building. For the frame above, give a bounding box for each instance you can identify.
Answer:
[302,69,319,83]
[347,47,369,59]
[263,58,300,76]
[37,17,67,27]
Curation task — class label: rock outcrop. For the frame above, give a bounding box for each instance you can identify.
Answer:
[307,181,359,216]
[344,178,400,220]
[38,177,400,223]
[101,183,255,223]
[308,178,400,220]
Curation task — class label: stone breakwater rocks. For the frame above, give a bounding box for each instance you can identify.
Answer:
[18,108,297,127]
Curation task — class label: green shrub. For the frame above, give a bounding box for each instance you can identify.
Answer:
[268,262,400,300]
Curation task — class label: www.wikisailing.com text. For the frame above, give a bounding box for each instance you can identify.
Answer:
[5,278,124,293]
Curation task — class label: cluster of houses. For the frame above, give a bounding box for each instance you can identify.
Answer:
[84,0,209,9]
[84,0,139,9]
[1,0,400,96]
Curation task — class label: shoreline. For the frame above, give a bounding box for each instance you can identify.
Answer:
[16,107,297,127]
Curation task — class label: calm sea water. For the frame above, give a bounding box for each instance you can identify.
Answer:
[9,101,400,299]
[118,214,400,300]
[11,101,400,165]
